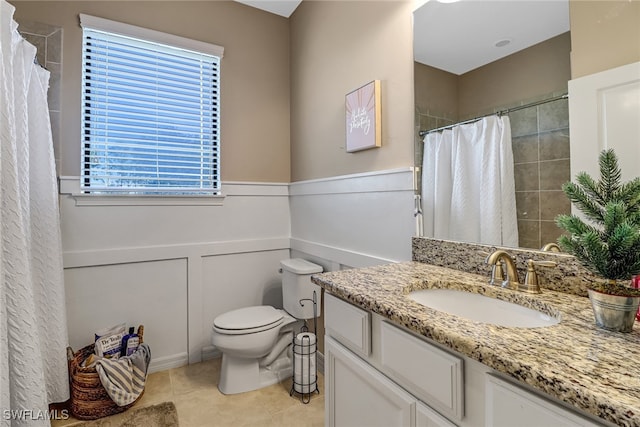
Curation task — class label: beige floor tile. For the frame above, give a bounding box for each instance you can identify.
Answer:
[170,359,220,396]
[51,415,81,427]
[173,388,224,427]
[253,383,300,415]
[269,397,326,427]
[136,370,174,408]
[54,357,324,426]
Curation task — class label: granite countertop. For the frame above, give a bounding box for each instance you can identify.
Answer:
[312,261,640,427]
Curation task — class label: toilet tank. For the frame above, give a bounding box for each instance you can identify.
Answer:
[281,258,323,320]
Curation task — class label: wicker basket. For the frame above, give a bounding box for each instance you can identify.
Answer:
[67,325,144,420]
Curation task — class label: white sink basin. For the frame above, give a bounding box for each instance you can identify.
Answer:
[408,289,560,328]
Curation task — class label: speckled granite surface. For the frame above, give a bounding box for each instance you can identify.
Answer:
[412,237,610,297]
[312,261,640,427]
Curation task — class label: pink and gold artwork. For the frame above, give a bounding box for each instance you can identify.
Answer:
[345,80,381,153]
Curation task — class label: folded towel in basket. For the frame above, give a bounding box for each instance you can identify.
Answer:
[95,343,151,406]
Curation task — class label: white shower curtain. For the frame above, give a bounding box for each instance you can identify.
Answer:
[421,115,518,247]
[1,2,70,425]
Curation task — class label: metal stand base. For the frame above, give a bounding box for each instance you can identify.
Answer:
[289,382,320,404]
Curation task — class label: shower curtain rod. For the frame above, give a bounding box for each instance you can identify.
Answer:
[418,93,568,137]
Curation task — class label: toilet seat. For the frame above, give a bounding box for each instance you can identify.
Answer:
[213,306,284,335]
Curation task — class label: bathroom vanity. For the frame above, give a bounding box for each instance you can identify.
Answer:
[313,257,640,427]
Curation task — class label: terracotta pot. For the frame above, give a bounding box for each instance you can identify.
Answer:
[588,289,640,333]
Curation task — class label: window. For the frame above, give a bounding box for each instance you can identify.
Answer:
[80,15,223,195]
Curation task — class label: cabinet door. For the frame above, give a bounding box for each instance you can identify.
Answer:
[325,336,415,427]
[416,401,457,427]
[380,320,463,421]
[486,375,601,427]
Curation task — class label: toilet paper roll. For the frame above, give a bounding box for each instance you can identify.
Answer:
[293,332,317,394]
[294,332,317,355]
[294,354,316,376]
[294,354,316,393]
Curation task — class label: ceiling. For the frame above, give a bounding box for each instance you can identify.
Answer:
[413,0,570,75]
[234,0,302,18]
[234,0,570,76]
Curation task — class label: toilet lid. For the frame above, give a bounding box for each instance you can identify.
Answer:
[213,306,284,333]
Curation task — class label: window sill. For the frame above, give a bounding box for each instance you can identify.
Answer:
[69,193,226,207]
[59,176,225,206]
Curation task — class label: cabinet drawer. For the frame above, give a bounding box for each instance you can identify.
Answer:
[486,375,601,427]
[380,320,464,421]
[324,293,371,357]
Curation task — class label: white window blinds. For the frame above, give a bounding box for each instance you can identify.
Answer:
[80,15,223,195]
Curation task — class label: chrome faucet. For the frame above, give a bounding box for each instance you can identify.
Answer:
[485,250,519,290]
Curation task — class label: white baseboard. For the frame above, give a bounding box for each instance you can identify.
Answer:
[201,345,221,361]
[148,352,189,373]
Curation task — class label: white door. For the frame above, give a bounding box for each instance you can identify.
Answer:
[568,61,640,190]
[325,336,416,427]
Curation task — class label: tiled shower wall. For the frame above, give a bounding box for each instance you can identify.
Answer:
[414,96,571,250]
[414,110,454,168]
[17,21,62,176]
[509,97,570,249]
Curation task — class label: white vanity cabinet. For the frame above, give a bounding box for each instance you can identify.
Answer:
[485,375,602,427]
[325,336,415,427]
[324,293,461,427]
[324,293,611,427]
[416,402,458,427]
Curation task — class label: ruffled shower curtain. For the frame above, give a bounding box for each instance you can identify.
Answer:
[421,115,519,247]
[1,1,70,425]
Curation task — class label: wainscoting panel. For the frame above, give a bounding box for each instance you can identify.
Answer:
[200,249,291,353]
[65,259,189,373]
[59,171,415,371]
[58,179,291,253]
[289,168,416,265]
[60,180,292,368]
[288,168,416,361]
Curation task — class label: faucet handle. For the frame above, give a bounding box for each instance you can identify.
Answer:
[521,259,557,294]
[532,260,557,268]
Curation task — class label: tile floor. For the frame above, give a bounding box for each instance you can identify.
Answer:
[54,358,325,427]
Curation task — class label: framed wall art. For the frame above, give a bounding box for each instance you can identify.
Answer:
[345,80,381,153]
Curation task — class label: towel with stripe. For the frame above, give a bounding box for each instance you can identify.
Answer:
[95,343,151,406]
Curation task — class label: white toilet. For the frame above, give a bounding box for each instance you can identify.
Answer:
[211,258,323,394]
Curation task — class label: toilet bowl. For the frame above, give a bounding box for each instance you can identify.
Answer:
[211,259,323,395]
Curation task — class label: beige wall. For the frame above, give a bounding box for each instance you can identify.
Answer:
[458,32,571,119]
[11,1,291,182]
[414,32,571,125]
[10,1,640,182]
[569,0,640,79]
[414,62,458,121]
[289,0,415,182]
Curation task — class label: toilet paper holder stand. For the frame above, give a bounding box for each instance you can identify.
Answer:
[290,290,319,403]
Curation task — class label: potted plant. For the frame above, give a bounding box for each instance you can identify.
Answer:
[556,149,640,332]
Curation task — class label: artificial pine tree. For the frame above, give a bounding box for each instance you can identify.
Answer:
[556,149,640,296]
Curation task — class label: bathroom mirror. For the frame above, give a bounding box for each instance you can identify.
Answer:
[413,0,571,252]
